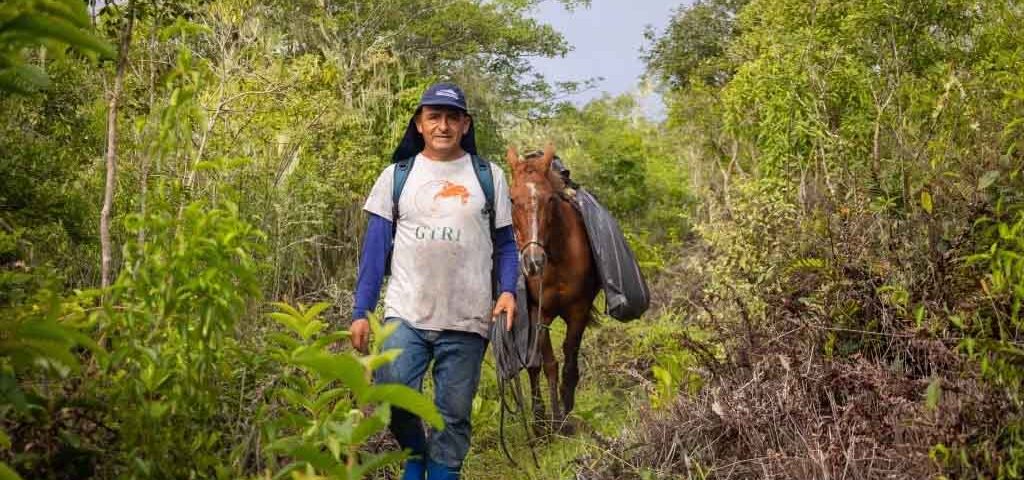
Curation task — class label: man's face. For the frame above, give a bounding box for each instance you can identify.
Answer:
[415,105,471,158]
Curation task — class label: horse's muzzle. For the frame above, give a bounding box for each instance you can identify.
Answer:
[521,245,547,277]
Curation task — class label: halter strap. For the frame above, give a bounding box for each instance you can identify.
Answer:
[518,240,547,255]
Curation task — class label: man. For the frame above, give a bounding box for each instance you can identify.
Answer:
[349,82,519,480]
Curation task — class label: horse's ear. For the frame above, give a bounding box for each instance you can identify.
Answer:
[540,142,555,172]
[506,146,520,166]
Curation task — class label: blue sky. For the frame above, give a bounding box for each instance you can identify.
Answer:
[528,0,689,117]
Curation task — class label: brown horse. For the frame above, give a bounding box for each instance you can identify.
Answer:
[506,144,599,431]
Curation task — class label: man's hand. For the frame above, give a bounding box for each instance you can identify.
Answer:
[350,318,370,354]
[491,292,516,332]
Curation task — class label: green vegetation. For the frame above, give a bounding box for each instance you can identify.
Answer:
[3,0,1024,478]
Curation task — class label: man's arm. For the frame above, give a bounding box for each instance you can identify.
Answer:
[495,225,518,294]
[491,225,519,331]
[350,213,391,352]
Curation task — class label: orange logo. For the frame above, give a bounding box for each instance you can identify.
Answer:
[434,181,470,205]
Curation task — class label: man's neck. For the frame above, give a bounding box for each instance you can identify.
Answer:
[420,148,467,162]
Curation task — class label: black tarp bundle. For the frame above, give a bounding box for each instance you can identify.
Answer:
[575,188,650,321]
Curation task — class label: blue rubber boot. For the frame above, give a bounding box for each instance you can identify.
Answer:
[426,460,459,480]
[402,458,426,480]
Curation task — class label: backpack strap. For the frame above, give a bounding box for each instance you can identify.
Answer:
[471,154,499,301]
[386,156,416,275]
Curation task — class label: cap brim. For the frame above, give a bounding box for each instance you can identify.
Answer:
[418,98,469,112]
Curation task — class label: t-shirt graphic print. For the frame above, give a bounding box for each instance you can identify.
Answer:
[363,153,512,338]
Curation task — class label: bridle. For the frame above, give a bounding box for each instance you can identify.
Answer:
[517,240,547,261]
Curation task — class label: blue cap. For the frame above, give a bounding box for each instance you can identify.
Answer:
[418,82,469,112]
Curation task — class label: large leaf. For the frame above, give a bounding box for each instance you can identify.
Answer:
[270,301,304,320]
[292,352,369,397]
[7,13,114,58]
[268,312,304,337]
[312,387,352,413]
[279,387,314,413]
[267,332,301,351]
[38,0,91,29]
[361,349,402,372]
[303,302,332,322]
[361,384,444,430]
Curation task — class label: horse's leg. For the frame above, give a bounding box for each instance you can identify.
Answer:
[539,316,561,426]
[527,363,544,437]
[560,308,589,421]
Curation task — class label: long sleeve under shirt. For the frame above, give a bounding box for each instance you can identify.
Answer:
[352,213,518,321]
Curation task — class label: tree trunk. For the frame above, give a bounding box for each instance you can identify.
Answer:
[100,1,135,289]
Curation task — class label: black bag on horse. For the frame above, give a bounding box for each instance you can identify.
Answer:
[549,159,650,321]
[574,188,650,321]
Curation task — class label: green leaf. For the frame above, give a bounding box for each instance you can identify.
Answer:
[326,415,357,444]
[361,349,402,372]
[292,352,369,397]
[282,444,343,476]
[268,332,301,351]
[16,321,74,343]
[37,0,90,29]
[978,170,1000,190]
[303,302,332,322]
[5,339,79,373]
[0,462,23,480]
[279,388,314,413]
[269,312,304,337]
[270,302,304,319]
[312,387,351,413]
[920,190,933,215]
[300,320,328,341]
[309,331,351,351]
[361,384,444,430]
[7,13,115,59]
[350,405,390,446]
[0,429,9,449]
[326,436,342,461]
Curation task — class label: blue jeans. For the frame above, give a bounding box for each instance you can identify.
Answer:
[374,317,488,470]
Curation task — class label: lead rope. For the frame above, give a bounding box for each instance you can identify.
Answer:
[493,267,544,469]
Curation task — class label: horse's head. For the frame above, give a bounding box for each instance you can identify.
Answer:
[508,144,558,277]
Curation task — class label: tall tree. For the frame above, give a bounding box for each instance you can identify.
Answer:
[100,1,135,289]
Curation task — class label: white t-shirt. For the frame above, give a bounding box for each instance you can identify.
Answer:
[363,153,513,338]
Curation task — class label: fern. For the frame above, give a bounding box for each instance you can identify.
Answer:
[785,257,828,276]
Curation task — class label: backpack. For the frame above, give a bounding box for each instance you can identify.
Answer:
[385,155,499,300]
